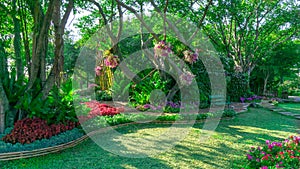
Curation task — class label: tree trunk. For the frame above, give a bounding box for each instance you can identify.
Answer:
[12,0,23,81]
[27,0,54,92]
[0,81,9,134]
[263,73,270,96]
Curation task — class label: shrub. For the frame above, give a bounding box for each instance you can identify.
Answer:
[2,118,79,144]
[240,95,263,103]
[156,114,182,121]
[0,128,84,153]
[243,136,300,168]
[227,72,250,102]
[78,101,123,122]
[95,90,112,101]
[222,109,237,118]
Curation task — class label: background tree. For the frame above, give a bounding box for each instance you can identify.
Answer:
[203,0,299,89]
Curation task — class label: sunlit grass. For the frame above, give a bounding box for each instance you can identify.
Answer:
[0,108,298,169]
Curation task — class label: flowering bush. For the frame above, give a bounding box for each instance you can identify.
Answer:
[243,136,300,168]
[180,71,195,86]
[78,101,124,122]
[183,50,198,64]
[240,95,263,103]
[95,66,102,76]
[154,41,172,57]
[104,55,119,68]
[2,118,78,144]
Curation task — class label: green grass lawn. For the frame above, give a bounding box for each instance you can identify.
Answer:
[278,103,300,114]
[0,108,298,169]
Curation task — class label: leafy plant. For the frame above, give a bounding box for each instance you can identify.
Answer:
[95,90,112,101]
[129,70,169,106]
[78,101,123,123]
[2,118,79,144]
[47,79,78,123]
[156,114,182,121]
[15,91,51,120]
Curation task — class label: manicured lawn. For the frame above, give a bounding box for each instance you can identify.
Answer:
[0,108,298,169]
[278,103,300,114]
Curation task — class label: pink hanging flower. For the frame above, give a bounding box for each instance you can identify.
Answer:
[95,66,102,76]
[104,55,119,68]
[154,41,172,57]
[183,50,198,64]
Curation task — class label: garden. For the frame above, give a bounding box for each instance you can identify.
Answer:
[0,0,299,169]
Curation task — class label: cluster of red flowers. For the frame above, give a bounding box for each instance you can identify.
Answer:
[78,101,124,122]
[2,118,78,144]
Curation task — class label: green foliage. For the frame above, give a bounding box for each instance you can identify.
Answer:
[129,70,169,106]
[227,72,250,101]
[156,114,182,121]
[15,91,51,120]
[47,79,78,124]
[222,109,237,118]
[95,90,112,101]
[82,113,153,132]
[163,106,180,113]
[15,79,79,124]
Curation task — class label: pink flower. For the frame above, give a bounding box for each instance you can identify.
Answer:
[95,66,102,76]
[261,166,268,169]
[154,41,172,57]
[247,154,253,160]
[104,55,119,68]
[88,83,98,88]
[179,71,195,86]
[183,50,198,64]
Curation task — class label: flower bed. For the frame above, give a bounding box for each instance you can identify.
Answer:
[0,128,84,154]
[243,136,300,168]
[2,118,79,144]
[78,101,124,123]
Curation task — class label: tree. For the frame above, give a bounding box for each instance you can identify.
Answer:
[251,40,300,95]
[203,0,299,83]
[0,0,74,132]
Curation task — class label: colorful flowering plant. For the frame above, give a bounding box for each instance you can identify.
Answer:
[94,50,119,76]
[95,66,102,76]
[240,95,263,103]
[243,135,300,169]
[154,41,172,57]
[78,101,124,123]
[179,71,195,86]
[2,118,78,144]
[104,54,119,68]
[183,50,198,64]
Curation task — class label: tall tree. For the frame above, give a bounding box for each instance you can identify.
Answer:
[204,0,299,77]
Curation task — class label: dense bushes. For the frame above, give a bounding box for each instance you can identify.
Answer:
[227,72,250,101]
[15,79,78,125]
[0,128,84,153]
[2,118,78,144]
